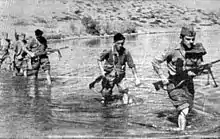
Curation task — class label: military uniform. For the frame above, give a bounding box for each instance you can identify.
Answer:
[98,47,135,100]
[0,38,12,70]
[27,36,50,75]
[152,42,206,111]
[13,40,28,73]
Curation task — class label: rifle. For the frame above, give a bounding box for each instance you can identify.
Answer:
[190,59,220,87]
[153,59,220,91]
[153,80,186,91]
[30,46,69,59]
[89,75,104,89]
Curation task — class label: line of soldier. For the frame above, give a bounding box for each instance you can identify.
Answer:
[90,24,209,131]
[0,29,52,85]
[0,24,210,131]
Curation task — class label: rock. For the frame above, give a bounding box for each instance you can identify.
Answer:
[158,14,170,20]
[150,19,164,25]
[182,17,191,21]
[141,13,153,19]
[75,10,82,14]
[199,20,214,26]
[211,19,220,25]
[117,17,124,21]
[139,19,147,23]
[167,19,175,24]
[136,8,142,13]
[176,9,186,14]
[130,16,139,21]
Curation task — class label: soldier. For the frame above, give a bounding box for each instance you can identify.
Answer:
[26,29,52,85]
[0,32,12,70]
[12,32,34,77]
[91,33,140,104]
[152,24,207,131]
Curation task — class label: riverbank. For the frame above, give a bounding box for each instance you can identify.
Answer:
[0,0,220,41]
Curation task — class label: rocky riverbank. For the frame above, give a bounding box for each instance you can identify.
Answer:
[0,0,220,40]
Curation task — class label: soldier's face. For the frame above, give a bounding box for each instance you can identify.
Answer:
[2,33,8,39]
[20,34,25,40]
[114,40,124,51]
[183,36,195,49]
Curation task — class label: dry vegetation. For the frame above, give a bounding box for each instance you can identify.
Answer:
[0,0,220,40]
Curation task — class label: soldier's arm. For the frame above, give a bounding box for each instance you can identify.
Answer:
[97,49,109,76]
[22,42,35,57]
[126,51,138,77]
[126,50,140,85]
[152,47,172,83]
[1,40,9,52]
[31,37,48,56]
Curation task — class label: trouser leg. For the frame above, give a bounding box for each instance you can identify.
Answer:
[45,70,52,85]
[117,76,129,104]
[178,107,189,130]
[100,75,114,103]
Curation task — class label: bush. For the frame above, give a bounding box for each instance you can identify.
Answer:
[81,16,100,35]
[80,16,137,36]
[69,20,86,36]
[99,19,137,35]
[13,18,32,26]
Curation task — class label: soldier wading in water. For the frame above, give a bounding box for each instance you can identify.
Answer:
[26,29,52,85]
[0,32,12,70]
[12,32,35,77]
[90,33,140,105]
[152,24,207,131]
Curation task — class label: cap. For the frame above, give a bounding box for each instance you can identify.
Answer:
[114,33,125,43]
[180,24,196,37]
[35,29,43,36]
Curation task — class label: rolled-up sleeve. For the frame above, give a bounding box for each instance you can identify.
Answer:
[98,49,109,61]
[126,51,135,68]
[152,48,171,77]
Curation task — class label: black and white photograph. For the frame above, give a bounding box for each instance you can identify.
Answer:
[0,0,220,138]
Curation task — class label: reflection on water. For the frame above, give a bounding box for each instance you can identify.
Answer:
[85,39,101,48]
[30,82,53,131]
[0,73,53,137]
[0,31,220,138]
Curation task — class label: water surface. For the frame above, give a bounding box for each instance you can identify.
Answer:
[0,31,220,138]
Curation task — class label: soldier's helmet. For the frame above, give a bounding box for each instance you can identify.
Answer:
[180,24,196,38]
[114,33,125,43]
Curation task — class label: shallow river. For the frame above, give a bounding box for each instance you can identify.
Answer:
[0,31,220,138]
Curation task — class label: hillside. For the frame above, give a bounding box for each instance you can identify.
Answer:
[0,0,220,40]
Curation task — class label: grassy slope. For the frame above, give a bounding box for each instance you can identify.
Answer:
[0,0,220,39]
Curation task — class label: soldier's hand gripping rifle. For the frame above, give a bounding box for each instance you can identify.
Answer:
[189,59,220,87]
[153,59,220,91]
[153,79,186,91]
